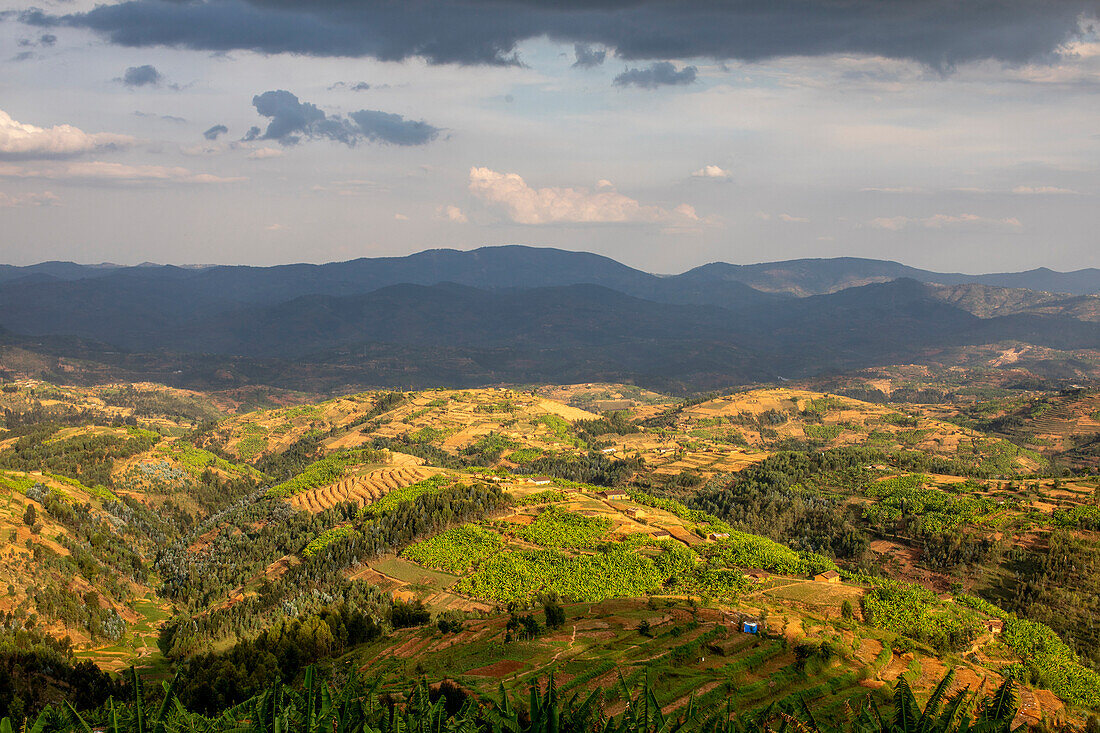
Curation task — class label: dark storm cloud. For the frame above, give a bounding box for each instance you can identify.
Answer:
[203,124,229,140]
[348,109,439,145]
[614,61,696,88]
[122,64,162,87]
[573,43,606,68]
[243,90,439,147]
[245,90,356,145]
[20,1,1100,70]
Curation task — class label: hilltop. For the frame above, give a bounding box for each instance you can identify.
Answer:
[1,377,1098,724]
[5,248,1100,393]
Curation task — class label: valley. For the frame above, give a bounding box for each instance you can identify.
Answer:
[1,372,1098,728]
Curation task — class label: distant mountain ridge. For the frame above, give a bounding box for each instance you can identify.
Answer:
[3,246,1100,391]
[680,257,1100,296]
[4,246,1099,295]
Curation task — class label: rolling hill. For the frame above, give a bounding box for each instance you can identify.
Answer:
[2,377,1100,724]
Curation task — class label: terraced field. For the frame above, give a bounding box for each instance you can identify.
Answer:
[289,464,440,512]
[340,597,1050,728]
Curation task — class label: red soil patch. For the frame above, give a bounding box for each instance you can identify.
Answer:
[467,659,525,678]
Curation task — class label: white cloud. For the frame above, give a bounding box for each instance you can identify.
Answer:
[1011,185,1078,195]
[859,186,926,193]
[0,161,245,184]
[468,167,699,225]
[0,109,135,160]
[867,216,910,231]
[439,204,468,223]
[0,190,60,207]
[181,143,224,157]
[691,165,730,179]
[265,223,285,231]
[923,213,1022,229]
[868,213,1022,230]
[247,147,284,160]
[757,211,808,223]
[394,212,409,221]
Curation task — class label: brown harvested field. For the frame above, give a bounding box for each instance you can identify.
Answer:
[262,555,300,580]
[763,580,865,609]
[323,430,378,451]
[867,539,953,591]
[665,526,703,546]
[879,651,914,682]
[347,565,402,593]
[362,389,604,456]
[535,398,600,422]
[441,424,495,450]
[422,591,493,613]
[668,387,1026,466]
[534,383,670,410]
[467,659,526,678]
[289,464,439,512]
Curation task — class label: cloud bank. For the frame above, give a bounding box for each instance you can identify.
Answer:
[0,109,134,160]
[868,213,1022,231]
[614,62,697,88]
[0,190,60,207]
[121,64,162,87]
[243,90,439,147]
[573,43,606,68]
[22,1,1098,70]
[468,167,699,226]
[0,161,244,184]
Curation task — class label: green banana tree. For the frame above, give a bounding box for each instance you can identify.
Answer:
[0,667,1022,733]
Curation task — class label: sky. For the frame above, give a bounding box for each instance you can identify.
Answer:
[2,0,1100,274]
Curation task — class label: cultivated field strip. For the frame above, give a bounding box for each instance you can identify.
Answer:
[289,465,438,512]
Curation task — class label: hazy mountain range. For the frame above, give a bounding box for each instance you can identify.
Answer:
[3,246,1100,391]
[5,246,1100,296]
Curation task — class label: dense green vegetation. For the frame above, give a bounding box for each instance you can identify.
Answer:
[98,385,225,423]
[456,546,660,603]
[0,627,123,722]
[860,581,983,655]
[6,379,1100,724]
[359,474,452,516]
[697,532,836,576]
[401,523,502,573]
[266,449,386,498]
[173,604,384,712]
[687,449,874,561]
[510,506,610,549]
[982,529,1100,671]
[958,594,1100,707]
[627,490,731,535]
[517,451,643,487]
[0,426,158,487]
[863,474,999,535]
[5,666,1029,733]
